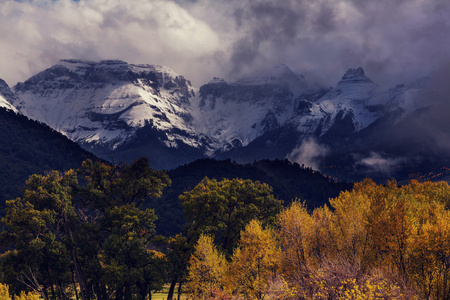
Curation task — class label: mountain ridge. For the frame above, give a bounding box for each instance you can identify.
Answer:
[1,60,446,181]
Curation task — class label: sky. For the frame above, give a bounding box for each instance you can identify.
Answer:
[1,0,450,88]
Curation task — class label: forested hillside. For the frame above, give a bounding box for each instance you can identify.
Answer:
[148,158,351,236]
[0,108,97,202]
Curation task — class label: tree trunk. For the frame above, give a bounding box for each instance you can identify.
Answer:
[61,201,89,300]
[49,281,56,300]
[125,282,132,300]
[136,282,148,300]
[71,267,79,300]
[71,240,89,300]
[177,281,183,300]
[167,279,177,300]
[116,286,124,300]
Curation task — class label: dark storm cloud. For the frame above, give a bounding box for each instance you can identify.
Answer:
[228,1,305,75]
[313,4,337,33]
[1,0,450,89]
[401,63,450,153]
[222,0,450,86]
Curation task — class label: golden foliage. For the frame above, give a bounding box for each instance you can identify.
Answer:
[226,220,281,300]
[0,283,41,300]
[272,179,450,300]
[186,179,450,299]
[186,234,228,299]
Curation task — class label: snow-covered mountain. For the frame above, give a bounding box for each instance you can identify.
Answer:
[198,66,431,153]
[193,64,313,152]
[7,60,439,172]
[0,79,18,113]
[13,59,212,167]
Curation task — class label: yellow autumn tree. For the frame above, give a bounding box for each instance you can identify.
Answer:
[276,201,335,298]
[277,201,315,282]
[331,179,450,299]
[408,201,450,299]
[329,186,372,267]
[0,283,41,300]
[226,220,281,300]
[271,179,450,299]
[364,180,413,282]
[185,234,228,299]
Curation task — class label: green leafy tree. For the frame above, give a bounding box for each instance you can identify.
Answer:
[168,177,281,299]
[0,170,78,299]
[180,177,282,256]
[0,157,170,300]
[99,205,159,300]
[163,234,191,300]
[74,158,170,300]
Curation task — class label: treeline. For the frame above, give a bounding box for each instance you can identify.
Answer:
[150,158,351,236]
[1,158,450,299]
[186,179,450,299]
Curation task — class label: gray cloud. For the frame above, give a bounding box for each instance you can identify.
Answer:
[286,138,328,171]
[0,0,223,86]
[1,0,450,89]
[227,1,305,76]
[355,152,405,175]
[396,63,450,154]
[222,0,450,86]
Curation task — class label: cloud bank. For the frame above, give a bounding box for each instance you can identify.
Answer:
[1,0,450,88]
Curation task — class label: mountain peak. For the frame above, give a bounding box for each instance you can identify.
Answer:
[338,67,374,85]
[231,64,308,96]
[59,59,127,66]
[15,59,186,89]
[207,77,227,84]
[234,64,301,86]
[343,67,365,78]
[57,59,134,77]
[0,79,19,112]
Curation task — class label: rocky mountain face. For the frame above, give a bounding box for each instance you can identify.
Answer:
[2,60,445,179]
